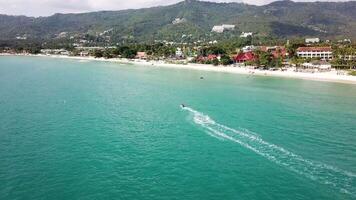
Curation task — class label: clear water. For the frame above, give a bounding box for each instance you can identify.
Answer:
[1,56,356,200]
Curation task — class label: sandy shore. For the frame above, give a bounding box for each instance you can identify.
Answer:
[2,53,356,85]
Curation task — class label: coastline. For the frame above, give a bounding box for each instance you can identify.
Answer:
[2,53,356,85]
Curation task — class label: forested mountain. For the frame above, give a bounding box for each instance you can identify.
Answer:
[0,0,355,43]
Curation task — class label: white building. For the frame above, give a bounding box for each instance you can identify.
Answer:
[338,39,352,44]
[297,47,333,60]
[302,61,331,72]
[212,26,225,33]
[40,49,70,55]
[16,36,27,40]
[80,51,90,57]
[212,24,235,33]
[339,54,356,61]
[240,32,253,38]
[172,18,186,24]
[222,24,235,30]
[99,28,113,36]
[57,32,68,38]
[75,46,116,51]
[176,48,184,58]
[305,38,320,44]
[208,40,218,44]
[242,45,256,53]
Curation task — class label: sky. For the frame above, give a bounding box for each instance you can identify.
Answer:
[0,0,347,17]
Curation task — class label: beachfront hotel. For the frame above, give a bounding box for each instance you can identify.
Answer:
[296,47,333,60]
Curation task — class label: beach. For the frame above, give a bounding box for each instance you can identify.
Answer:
[1,53,356,84]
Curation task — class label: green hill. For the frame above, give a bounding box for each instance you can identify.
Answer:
[0,0,355,42]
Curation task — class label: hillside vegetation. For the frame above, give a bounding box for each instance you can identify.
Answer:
[0,0,355,42]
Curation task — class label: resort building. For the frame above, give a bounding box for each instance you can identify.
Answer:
[56,32,68,38]
[233,52,257,63]
[222,24,235,30]
[75,46,116,51]
[196,54,220,62]
[339,54,356,61]
[305,38,320,44]
[296,47,333,60]
[172,18,186,24]
[40,49,70,55]
[175,48,184,58]
[337,39,352,44]
[212,24,235,33]
[79,51,89,57]
[208,40,218,44]
[136,52,147,60]
[242,45,256,53]
[212,26,224,33]
[15,35,27,40]
[240,32,253,38]
[259,46,288,58]
[302,61,332,72]
[208,54,219,60]
[99,28,114,36]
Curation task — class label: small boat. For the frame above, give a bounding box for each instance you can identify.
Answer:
[200,76,204,79]
[181,104,186,108]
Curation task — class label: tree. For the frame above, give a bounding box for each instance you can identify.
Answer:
[112,48,121,56]
[333,46,356,69]
[200,46,226,56]
[271,57,283,68]
[103,50,113,59]
[220,55,233,66]
[255,50,272,68]
[286,40,303,59]
[212,58,219,66]
[291,57,304,69]
[122,49,137,59]
[27,47,41,54]
[93,50,103,58]
[118,46,137,58]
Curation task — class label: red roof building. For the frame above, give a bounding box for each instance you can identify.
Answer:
[196,54,219,62]
[233,52,257,63]
[296,46,332,52]
[207,54,218,60]
[259,46,288,58]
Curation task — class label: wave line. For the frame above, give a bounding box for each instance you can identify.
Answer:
[182,106,356,196]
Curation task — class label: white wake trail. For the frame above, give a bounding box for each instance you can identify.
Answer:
[182,106,356,196]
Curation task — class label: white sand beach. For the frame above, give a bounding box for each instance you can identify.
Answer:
[2,53,356,85]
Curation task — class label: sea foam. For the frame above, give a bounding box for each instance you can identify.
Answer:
[182,106,356,196]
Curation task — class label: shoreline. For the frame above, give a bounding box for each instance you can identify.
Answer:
[2,53,356,85]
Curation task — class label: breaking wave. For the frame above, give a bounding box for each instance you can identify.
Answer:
[182,106,356,196]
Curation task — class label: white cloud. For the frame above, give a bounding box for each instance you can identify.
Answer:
[0,0,347,17]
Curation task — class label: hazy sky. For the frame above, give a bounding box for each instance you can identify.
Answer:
[0,0,347,17]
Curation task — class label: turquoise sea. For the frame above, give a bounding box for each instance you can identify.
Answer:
[0,56,356,200]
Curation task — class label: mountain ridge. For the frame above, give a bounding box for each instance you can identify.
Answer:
[0,0,355,42]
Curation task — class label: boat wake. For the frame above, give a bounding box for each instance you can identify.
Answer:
[182,106,356,196]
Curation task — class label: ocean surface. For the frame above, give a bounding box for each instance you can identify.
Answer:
[0,56,356,200]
